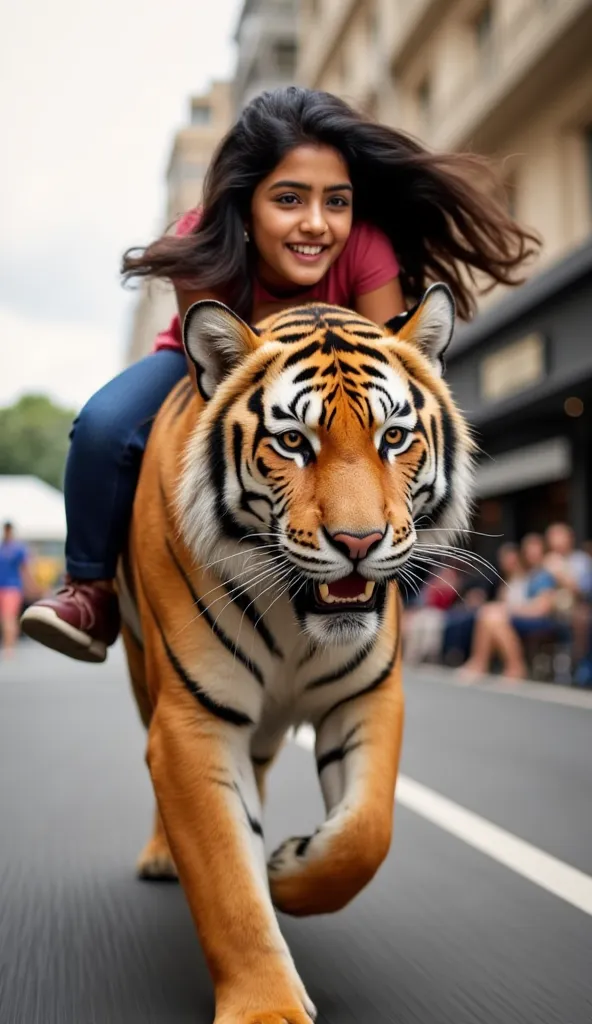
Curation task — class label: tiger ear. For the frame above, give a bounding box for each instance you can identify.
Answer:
[183,300,260,400]
[384,284,455,377]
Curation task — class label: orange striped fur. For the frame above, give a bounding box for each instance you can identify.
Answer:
[119,286,474,1023]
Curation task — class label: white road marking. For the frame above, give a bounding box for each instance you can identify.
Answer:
[293,725,592,917]
[410,664,592,709]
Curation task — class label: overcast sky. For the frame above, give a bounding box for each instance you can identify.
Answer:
[0,0,242,410]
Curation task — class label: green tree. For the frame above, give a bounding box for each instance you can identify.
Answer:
[0,394,75,491]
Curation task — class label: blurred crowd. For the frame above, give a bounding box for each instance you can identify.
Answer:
[402,523,592,687]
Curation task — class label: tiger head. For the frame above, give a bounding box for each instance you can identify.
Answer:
[178,288,475,647]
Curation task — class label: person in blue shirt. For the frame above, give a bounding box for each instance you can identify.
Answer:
[461,533,558,680]
[0,522,31,658]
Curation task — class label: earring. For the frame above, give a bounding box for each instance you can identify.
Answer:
[244,227,250,242]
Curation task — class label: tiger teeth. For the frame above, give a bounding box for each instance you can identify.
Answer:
[316,581,376,605]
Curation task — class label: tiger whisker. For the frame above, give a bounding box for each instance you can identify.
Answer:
[232,565,298,665]
[172,560,291,639]
[418,544,501,583]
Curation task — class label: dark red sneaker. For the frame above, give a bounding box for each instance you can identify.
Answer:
[20,578,120,663]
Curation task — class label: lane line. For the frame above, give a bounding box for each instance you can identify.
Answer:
[293,725,592,917]
[410,664,592,710]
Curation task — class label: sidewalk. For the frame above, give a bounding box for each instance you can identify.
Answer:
[406,661,592,709]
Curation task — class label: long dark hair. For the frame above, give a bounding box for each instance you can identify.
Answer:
[121,86,539,321]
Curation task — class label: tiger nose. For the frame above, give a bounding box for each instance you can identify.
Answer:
[331,531,384,560]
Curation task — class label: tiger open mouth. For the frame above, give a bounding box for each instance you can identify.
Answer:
[313,572,378,614]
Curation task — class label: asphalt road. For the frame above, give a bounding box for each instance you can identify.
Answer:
[1,641,590,1024]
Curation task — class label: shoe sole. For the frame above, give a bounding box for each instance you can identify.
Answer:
[20,607,107,663]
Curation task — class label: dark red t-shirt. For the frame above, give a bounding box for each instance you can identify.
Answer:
[153,209,400,352]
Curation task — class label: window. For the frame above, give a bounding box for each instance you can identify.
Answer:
[417,75,431,126]
[474,2,494,72]
[191,104,211,126]
[367,0,379,51]
[586,126,592,220]
[504,170,519,219]
[274,40,297,75]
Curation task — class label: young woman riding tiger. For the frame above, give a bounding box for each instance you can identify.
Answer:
[22,87,538,1023]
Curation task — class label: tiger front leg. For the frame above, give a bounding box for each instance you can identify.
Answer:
[269,661,404,917]
[147,687,316,1024]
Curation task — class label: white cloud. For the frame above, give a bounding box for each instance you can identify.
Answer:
[0,307,122,410]
[0,0,242,409]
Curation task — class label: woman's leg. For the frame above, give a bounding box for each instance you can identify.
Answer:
[1,588,23,657]
[21,350,188,662]
[64,349,188,580]
[463,603,527,678]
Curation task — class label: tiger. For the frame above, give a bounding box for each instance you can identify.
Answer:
[118,284,474,1024]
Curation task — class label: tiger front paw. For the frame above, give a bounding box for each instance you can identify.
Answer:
[269,828,383,916]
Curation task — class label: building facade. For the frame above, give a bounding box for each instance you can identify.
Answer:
[298,0,592,543]
[127,82,233,363]
[234,0,298,112]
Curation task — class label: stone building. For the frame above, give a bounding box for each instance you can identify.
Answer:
[127,82,232,363]
[298,0,592,545]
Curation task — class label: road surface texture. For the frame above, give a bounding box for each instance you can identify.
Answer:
[1,641,590,1024]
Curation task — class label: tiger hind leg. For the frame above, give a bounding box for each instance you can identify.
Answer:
[120,625,177,880]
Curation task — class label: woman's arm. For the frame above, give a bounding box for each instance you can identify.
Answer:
[354,277,406,324]
[174,285,224,325]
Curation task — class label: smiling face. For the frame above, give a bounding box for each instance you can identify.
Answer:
[250,144,353,293]
[180,291,474,647]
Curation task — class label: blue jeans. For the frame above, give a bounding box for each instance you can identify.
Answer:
[64,350,188,579]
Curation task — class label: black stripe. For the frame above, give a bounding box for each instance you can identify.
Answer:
[320,332,389,362]
[168,377,192,408]
[409,379,425,410]
[152,608,252,726]
[173,384,194,419]
[360,363,387,380]
[221,577,283,658]
[337,358,360,376]
[295,835,313,856]
[210,401,249,541]
[165,537,265,686]
[251,357,279,384]
[316,724,363,775]
[271,404,293,420]
[216,779,264,837]
[317,624,401,730]
[293,365,318,383]
[234,783,264,837]
[251,753,273,767]
[283,341,320,369]
[305,643,373,689]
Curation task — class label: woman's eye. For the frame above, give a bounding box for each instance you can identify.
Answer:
[276,193,300,205]
[383,427,406,447]
[279,430,304,450]
[327,195,349,207]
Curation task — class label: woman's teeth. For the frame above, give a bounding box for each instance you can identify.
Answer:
[288,244,325,255]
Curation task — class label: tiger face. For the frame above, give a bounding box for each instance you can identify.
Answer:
[178,288,474,646]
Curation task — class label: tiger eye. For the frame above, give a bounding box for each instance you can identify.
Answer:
[281,431,304,449]
[384,427,404,446]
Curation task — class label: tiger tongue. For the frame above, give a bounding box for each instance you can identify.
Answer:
[328,573,367,600]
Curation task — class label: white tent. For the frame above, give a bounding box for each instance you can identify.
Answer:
[0,475,66,543]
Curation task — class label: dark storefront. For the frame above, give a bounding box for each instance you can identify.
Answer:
[447,237,592,565]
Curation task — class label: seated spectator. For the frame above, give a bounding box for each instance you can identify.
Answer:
[544,523,592,686]
[544,523,592,602]
[441,542,522,667]
[461,533,557,680]
[403,566,459,665]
